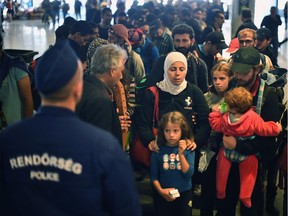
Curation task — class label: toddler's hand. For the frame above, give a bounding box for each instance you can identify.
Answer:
[211,105,220,112]
[276,122,282,132]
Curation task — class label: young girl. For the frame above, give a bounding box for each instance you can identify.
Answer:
[150,111,195,216]
[201,61,234,215]
[209,87,282,208]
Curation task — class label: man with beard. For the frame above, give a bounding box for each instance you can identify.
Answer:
[147,24,208,93]
[216,47,280,216]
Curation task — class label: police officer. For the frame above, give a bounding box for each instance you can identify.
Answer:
[0,41,141,216]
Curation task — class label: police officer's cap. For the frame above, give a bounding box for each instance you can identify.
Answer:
[35,40,79,95]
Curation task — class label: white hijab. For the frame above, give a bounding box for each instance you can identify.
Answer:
[157,52,188,95]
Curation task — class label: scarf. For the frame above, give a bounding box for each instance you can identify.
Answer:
[157,52,187,95]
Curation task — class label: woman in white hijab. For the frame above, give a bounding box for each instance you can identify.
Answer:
[157,51,188,95]
[136,51,210,151]
[135,51,211,215]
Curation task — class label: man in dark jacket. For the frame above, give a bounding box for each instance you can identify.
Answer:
[76,44,129,145]
[234,8,258,38]
[261,6,282,57]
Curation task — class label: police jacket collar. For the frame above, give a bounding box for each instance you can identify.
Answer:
[37,106,76,117]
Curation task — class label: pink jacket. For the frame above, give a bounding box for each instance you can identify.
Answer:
[209,109,280,137]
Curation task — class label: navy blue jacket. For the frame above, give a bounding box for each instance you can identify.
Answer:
[0,106,141,216]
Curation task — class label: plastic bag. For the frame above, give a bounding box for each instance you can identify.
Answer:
[198,147,215,173]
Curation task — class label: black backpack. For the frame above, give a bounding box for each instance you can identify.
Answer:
[262,68,288,154]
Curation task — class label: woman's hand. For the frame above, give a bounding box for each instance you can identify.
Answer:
[148,140,159,152]
[186,139,197,151]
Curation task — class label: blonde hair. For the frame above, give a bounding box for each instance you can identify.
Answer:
[224,87,253,113]
[237,28,256,40]
[211,61,233,78]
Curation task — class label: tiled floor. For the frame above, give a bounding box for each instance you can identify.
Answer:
[1,17,287,216]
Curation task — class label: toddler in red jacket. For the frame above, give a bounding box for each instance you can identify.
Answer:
[209,87,282,208]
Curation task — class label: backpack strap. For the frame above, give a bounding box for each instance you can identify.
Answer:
[256,79,266,115]
[259,53,266,69]
[279,101,288,123]
[187,52,200,86]
[192,50,200,58]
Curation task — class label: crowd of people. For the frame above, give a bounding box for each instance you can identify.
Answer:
[0,0,287,215]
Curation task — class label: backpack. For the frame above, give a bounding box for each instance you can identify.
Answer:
[261,67,287,103]
[0,52,32,130]
[262,72,288,156]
